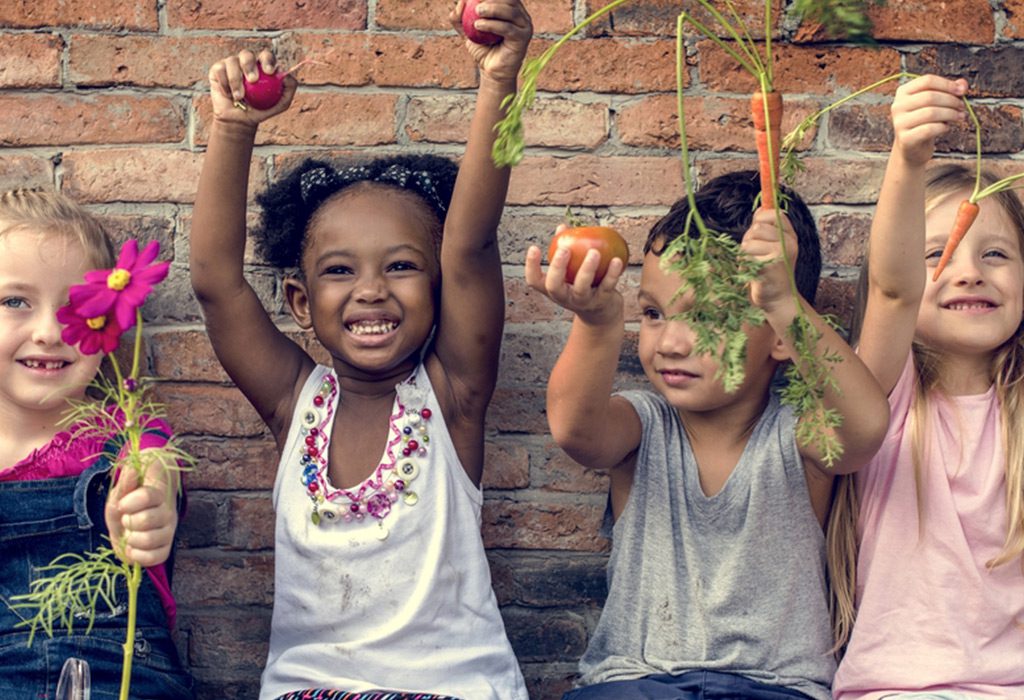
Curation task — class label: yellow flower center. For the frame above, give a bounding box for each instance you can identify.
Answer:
[107,269,131,291]
[86,316,107,330]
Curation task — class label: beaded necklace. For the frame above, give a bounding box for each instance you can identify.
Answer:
[299,371,431,540]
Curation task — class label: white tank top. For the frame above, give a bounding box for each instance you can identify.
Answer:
[260,364,527,700]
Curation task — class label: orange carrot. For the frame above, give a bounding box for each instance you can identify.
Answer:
[751,90,783,210]
[932,199,981,282]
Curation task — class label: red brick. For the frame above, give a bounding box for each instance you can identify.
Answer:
[154,383,267,437]
[174,551,275,608]
[150,330,231,383]
[406,94,608,150]
[617,94,817,152]
[0,0,157,30]
[533,38,681,94]
[179,437,279,491]
[0,95,185,146]
[508,155,683,207]
[482,499,609,551]
[1005,0,1024,39]
[0,155,53,190]
[375,0,574,35]
[69,34,252,88]
[907,46,1024,100]
[583,0,781,39]
[182,607,271,671]
[829,103,1024,154]
[816,275,859,330]
[284,34,478,89]
[504,278,573,324]
[96,212,175,260]
[697,157,887,205]
[194,93,398,147]
[0,34,62,87]
[698,42,902,96]
[867,0,995,43]
[61,149,268,203]
[166,0,365,31]
[488,387,549,433]
[499,330,566,387]
[483,439,530,490]
[225,494,275,549]
[818,211,870,268]
[535,442,610,494]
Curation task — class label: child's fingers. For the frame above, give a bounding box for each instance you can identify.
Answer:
[256,49,277,77]
[524,245,547,291]
[596,257,625,293]
[208,60,240,102]
[900,73,966,98]
[544,246,572,294]
[121,526,175,568]
[450,0,467,30]
[472,1,532,39]
[237,49,260,84]
[569,248,602,292]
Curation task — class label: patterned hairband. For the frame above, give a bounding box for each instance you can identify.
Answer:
[298,164,448,216]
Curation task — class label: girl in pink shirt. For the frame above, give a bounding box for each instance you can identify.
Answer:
[828,75,1024,699]
[0,188,192,697]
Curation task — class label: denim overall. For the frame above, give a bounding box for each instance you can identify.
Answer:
[0,454,194,699]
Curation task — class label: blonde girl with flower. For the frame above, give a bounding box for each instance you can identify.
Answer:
[0,188,193,698]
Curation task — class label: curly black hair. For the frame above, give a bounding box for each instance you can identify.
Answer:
[253,153,459,269]
[644,169,822,304]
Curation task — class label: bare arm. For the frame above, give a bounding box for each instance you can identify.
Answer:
[745,209,889,475]
[190,50,313,442]
[858,75,967,393]
[430,1,533,419]
[524,242,642,471]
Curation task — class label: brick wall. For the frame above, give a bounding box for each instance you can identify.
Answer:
[2,1,1023,698]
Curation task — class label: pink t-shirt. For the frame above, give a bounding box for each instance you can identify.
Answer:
[0,418,179,629]
[833,355,1024,699]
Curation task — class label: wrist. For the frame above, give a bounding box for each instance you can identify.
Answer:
[478,74,518,98]
[211,119,259,142]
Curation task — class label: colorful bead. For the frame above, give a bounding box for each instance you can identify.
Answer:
[421,408,431,419]
[313,395,324,407]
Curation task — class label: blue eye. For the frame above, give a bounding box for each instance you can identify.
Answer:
[1,297,28,309]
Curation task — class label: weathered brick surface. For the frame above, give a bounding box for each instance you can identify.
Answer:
[0,34,63,88]
[2,2,1019,697]
[0,94,185,146]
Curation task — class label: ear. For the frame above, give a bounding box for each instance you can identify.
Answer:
[769,330,791,362]
[284,276,314,330]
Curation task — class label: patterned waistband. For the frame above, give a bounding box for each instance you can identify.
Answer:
[275,691,461,700]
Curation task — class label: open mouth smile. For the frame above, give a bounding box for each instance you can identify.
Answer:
[346,320,399,336]
[19,359,70,370]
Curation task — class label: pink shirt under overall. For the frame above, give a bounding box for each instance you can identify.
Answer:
[834,355,1024,699]
[0,418,179,628]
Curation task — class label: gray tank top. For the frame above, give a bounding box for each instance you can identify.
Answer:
[578,390,835,700]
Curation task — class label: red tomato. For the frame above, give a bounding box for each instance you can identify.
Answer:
[547,226,629,286]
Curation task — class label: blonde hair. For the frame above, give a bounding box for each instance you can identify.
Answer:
[828,162,1024,656]
[0,188,115,268]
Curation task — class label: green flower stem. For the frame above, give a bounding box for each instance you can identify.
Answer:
[119,563,142,700]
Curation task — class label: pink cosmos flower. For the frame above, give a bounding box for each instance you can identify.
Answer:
[56,305,123,355]
[69,240,170,332]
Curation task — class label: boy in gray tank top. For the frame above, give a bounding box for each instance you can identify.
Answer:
[523,171,890,699]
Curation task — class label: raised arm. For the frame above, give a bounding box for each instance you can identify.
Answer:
[524,240,641,472]
[429,1,532,415]
[744,209,889,475]
[858,75,967,393]
[190,50,312,442]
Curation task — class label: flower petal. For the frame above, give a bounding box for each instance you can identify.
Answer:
[137,240,161,268]
[116,239,139,270]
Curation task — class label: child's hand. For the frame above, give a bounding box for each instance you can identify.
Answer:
[208,49,296,126]
[744,209,798,315]
[891,74,967,166]
[452,0,533,84]
[524,226,625,326]
[104,454,179,568]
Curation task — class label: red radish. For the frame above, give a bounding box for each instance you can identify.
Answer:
[548,226,629,286]
[462,0,502,46]
[932,199,981,281]
[751,90,783,210]
[243,64,285,111]
[241,58,321,111]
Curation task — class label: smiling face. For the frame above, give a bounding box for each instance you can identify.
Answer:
[636,251,782,416]
[916,190,1024,364]
[288,184,441,381]
[0,229,103,421]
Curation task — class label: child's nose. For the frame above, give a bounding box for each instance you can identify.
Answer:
[949,254,984,286]
[658,319,695,356]
[31,309,65,347]
[354,272,387,302]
